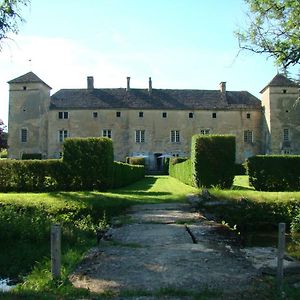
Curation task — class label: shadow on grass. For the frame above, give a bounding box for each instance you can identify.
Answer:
[231,185,255,191]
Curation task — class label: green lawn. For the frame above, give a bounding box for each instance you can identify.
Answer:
[0,176,198,299]
[1,175,300,299]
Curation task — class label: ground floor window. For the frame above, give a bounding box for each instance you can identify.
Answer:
[102,129,112,138]
[170,130,180,143]
[200,129,210,135]
[135,130,145,143]
[58,130,68,143]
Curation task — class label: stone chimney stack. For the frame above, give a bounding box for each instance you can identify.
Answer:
[219,81,226,93]
[148,77,152,94]
[87,76,94,89]
[126,76,131,91]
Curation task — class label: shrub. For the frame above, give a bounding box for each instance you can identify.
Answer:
[0,159,67,192]
[63,137,114,190]
[247,155,300,191]
[112,161,145,188]
[170,157,188,165]
[0,149,7,159]
[126,156,145,165]
[191,134,236,188]
[21,153,42,160]
[169,158,193,186]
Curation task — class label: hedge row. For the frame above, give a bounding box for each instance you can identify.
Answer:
[0,159,144,192]
[0,138,145,192]
[169,158,193,186]
[112,161,145,188]
[0,159,70,192]
[247,155,300,191]
[191,135,236,188]
[126,157,145,166]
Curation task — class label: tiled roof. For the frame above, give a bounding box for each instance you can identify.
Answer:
[8,72,51,89]
[50,88,261,110]
[260,74,299,93]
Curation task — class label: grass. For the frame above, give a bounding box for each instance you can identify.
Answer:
[0,175,198,298]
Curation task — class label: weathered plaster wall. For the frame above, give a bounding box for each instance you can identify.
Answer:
[8,82,50,158]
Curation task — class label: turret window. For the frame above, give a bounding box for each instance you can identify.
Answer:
[246,113,251,119]
[283,129,290,141]
[244,130,253,143]
[21,128,28,143]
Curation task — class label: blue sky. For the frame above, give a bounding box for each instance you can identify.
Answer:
[0,0,298,125]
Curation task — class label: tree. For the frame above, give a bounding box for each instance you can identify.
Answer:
[0,119,7,150]
[0,0,29,49]
[236,0,300,69]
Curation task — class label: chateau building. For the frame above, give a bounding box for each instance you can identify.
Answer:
[7,72,300,170]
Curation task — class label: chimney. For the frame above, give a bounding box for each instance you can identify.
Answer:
[148,77,152,94]
[126,76,130,91]
[87,76,94,89]
[219,81,226,93]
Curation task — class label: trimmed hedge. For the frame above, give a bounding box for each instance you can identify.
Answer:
[126,157,145,166]
[191,134,236,188]
[247,155,300,191]
[0,138,145,192]
[112,161,145,188]
[169,158,193,186]
[63,137,114,190]
[0,159,68,192]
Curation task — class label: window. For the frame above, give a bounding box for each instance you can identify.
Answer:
[200,129,210,135]
[246,113,251,119]
[102,129,112,139]
[282,89,287,94]
[21,128,28,143]
[171,130,180,143]
[283,128,289,141]
[212,112,217,118]
[189,112,194,118]
[93,112,98,118]
[23,86,27,90]
[244,130,253,143]
[139,111,144,118]
[58,111,69,119]
[58,130,68,143]
[116,111,121,117]
[162,112,167,118]
[135,130,145,143]
[283,149,292,154]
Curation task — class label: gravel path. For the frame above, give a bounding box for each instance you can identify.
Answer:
[70,201,261,299]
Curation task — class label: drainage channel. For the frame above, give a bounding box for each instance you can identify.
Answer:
[185,225,197,244]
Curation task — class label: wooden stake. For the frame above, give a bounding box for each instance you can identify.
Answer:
[277,222,285,291]
[51,224,61,279]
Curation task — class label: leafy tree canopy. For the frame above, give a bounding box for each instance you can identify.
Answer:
[0,119,7,150]
[236,0,300,68]
[0,0,29,49]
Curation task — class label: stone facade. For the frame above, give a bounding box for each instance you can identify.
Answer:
[7,72,300,169]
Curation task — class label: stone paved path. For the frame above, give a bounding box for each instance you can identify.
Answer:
[70,202,260,299]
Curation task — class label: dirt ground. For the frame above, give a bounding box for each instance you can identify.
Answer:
[69,200,280,299]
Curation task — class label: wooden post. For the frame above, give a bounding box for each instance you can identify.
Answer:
[277,222,286,291]
[51,224,61,279]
